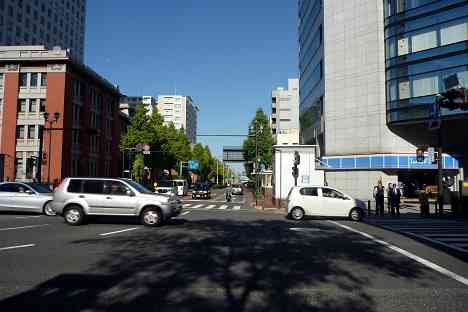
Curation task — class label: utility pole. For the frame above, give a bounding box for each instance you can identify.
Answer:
[216,161,219,185]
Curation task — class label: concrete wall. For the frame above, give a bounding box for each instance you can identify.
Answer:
[326,170,398,201]
[323,0,415,156]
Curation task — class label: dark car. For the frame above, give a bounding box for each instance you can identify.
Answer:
[192,184,211,199]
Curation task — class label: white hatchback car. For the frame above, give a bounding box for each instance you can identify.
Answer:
[287,186,366,221]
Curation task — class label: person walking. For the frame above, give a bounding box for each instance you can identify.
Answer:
[373,181,385,216]
[419,185,430,217]
[393,183,401,217]
[387,183,394,215]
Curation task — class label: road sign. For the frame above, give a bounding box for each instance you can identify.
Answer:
[427,147,435,164]
[188,160,199,170]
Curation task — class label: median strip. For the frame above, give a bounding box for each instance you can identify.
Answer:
[0,224,49,231]
[0,244,35,251]
[99,227,139,236]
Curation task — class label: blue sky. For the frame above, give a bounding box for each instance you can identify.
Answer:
[85,0,298,172]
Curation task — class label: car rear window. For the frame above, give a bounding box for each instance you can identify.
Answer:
[159,181,173,187]
[67,180,83,193]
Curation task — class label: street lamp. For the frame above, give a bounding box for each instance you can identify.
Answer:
[43,111,60,186]
[249,121,263,207]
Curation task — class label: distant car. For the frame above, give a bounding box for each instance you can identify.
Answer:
[172,179,188,196]
[231,184,243,195]
[155,180,177,195]
[51,177,182,226]
[0,182,55,215]
[287,186,366,221]
[192,184,211,199]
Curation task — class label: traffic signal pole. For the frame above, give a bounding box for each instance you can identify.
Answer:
[437,127,444,215]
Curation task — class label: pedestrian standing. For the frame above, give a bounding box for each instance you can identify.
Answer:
[387,183,394,215]
[373,181,385,216]
[419,185,430,217]
[393,183,401,217]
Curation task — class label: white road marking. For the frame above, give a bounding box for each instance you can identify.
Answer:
[99,227,139,236]
[205,205,216,210]
[180,211,191,216]
[0,224,49,231]
[218,205,228,210]
[290,227,321,232]
[329,221,468,287]
[0,244,35,251]
[233,205,241,210]
[191,204,203,209]
[15,216,42,219]
[183,204,192,208]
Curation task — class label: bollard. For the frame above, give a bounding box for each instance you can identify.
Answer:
[368,200,371,216]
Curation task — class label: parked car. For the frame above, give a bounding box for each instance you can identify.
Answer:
[231,184,243,195]
[154,180,177,195]
[172,179,188,196]
[0,182,55,215]
[192,184,211,199]
[51,178,183,226]
[287,186,366,221]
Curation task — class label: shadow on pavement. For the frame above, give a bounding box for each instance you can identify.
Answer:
[0,218,434,311]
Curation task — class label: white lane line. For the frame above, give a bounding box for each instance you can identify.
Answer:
[233,205,241,210]
[329,221,468,287]
[15,216,42,219]
[191,204,203,209]
[290,227,321,232]
[205,205,216,210]
[99,227,139,236]
[180,211,191,216]
[218,205,228,210]
[0,224,49,231]
[183,204,192,208]
[0,244,36,251]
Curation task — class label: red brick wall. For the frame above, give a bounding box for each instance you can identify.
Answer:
[1,71,19,181]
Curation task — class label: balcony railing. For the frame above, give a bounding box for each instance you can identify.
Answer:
[16,138,40,147]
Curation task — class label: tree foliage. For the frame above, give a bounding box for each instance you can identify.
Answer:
[242,108,275,178]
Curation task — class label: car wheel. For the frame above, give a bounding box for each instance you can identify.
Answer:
[43,201,56,216]
[192,194,196,199]
[141,207,163,227]
[64,205,85,226]
[290,207,305,221]
[349,208,363,222]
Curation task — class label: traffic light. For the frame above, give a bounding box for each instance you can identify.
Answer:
[416,148,425,162]
[294,151,300,166]
[292,166,299,178]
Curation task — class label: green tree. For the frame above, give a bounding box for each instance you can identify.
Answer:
[132,154,145,182]
[242,108,275,178]
[120,104,152,149]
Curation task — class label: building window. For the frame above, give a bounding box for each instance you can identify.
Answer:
[412,76,438,97]
[40,73,47,87]
[397,37,409,56]
[30,73,38,87]
[88,159,97,176]
[398,80,410,99]
[39,99,46,112]
[71,157,80,176]
[20,73,28,87]
[72,130,79,145]
[27,125,36,139]
[440,22,468,46]
[411,30,437,53]
[18,99,27,112]
[0,73,3,87]
[29,99,38,112]
[16,126,25,139]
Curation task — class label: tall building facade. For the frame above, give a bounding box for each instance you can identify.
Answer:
[297,0,462,199]
[271,78,300,145]
[0,0,86,61]
[120,95,157,118]
[157,95,198,144]
[384,0,468,179]
[0,46,122,183]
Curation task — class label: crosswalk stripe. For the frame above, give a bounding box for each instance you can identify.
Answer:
[191,204,203,209]
[183,204,192,208]
[205,205,216,210]
[218,205,228,210]
[233,205,241,210]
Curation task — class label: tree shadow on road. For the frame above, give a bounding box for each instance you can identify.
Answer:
[0,218,433,311]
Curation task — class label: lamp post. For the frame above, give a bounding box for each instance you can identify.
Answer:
[43,111,60,186]
[250,121,263,207]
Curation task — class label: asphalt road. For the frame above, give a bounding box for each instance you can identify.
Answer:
[0,205,467,311]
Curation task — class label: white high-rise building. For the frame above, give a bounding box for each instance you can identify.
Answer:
[271,79,300,145]
[157,95,199,144]
[120,96,157,118]
[0,0,86,61]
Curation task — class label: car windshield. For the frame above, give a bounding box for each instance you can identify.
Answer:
[125,180,153,194]
[25,183,52,193]
[176,181,184,186]
[159,181,173,187]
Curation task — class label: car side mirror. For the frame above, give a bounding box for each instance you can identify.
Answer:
[126,190,135,197]
[26,189,34,195]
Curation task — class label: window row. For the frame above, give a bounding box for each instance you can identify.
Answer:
[16,125,40,140]
[17,99,46,113]
[300,61,323,101]
[384,0,439,17]
[0,73,4,87]
[386,19,468,58]
[19,72,47,88]
[387,67,468,101]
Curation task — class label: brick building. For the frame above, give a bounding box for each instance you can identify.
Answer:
[0,46,122,184]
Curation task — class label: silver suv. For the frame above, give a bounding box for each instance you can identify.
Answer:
[52,178,182,226]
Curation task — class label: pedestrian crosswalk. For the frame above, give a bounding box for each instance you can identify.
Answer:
[182,203,246,211]
[368,219,468,254]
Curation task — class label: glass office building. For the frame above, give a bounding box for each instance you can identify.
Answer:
[384,0,468,171]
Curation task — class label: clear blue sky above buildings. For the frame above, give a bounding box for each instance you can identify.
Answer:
[85,0,299,169]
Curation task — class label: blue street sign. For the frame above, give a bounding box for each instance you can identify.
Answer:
[188,160,199,170]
